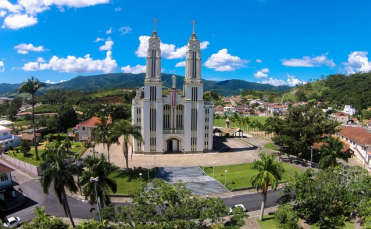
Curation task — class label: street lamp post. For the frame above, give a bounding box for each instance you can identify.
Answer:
[310,146,313,168]
[139,173,142,178]
[213,162,216,178]
[224,170,228,186]
[90,177,102,224]
[147,164,150,179]
[203,155,206,171]
[154,156,156,171]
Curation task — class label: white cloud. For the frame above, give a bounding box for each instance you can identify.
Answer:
[3,14,37,29]
[14,43,45,54]
[43,0,110,8]
[106,27,112,34]
[121,64,146,74]
[0,10,6,17]
[94,37,104,42]
[0,1,22,13]
[261,73,306,87]
[45,79,65,84]
[204,49,248,71]
[342,51,371,74]
[0,61,4,67]
[119,26,132,35]
[254,68,269,79]
[175,61,185,67]
[256,59,262,63]
[0,68,4,72]
[22,51,117,73]
[115,7,121,11]
[281,53,335,67]
[99,38,114,51]
[135,35,210,59]
[37,57,44,62]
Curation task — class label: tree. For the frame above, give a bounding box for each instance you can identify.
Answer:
[265,106,338,157]
[79,155,117,208]
[57,105,78,132]
[92,116,119,163]
[114,120,144,170]
[18,76,46,160]
[40,150,80,228]
[251,152,285,221]
[116,179,247,228]
[319,137,348,169]
[22,206,69,229]
[274,205,299,229]
[20,139,31,157]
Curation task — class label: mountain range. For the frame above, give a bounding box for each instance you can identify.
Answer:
[0,73,291,96]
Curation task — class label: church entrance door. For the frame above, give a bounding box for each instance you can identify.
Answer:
[166,138,179,152]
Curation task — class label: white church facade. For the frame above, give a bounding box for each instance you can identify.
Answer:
[131,21,214,154]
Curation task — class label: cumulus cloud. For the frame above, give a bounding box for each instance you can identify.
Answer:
[261,73,306,87]
[94,37,104,42]
[175,61,185,67]
[254,68,269,79]
[0,61,4,67]
[115,7,121,11]
[22,51,117,73]
[99,38,114,51]
[256,59,262,63]
[135,36,210,59]
[1,0,109,29]
[204,49,249,71]
[342,51,371,74]
[46,79,65,84]
[106,27,112,34]
[37,57,45,62]
[281,53,335,67]
[14,43,45,54]
[119,26,132,35]
[121,64,146,74]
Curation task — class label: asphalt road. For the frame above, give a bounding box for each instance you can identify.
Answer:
[5,179,281,222]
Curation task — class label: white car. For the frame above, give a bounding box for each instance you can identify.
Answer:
[229,204,247,214]
[3,217,21,228]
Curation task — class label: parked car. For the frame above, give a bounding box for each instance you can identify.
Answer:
[229,204,247,214]
[3,217,21,228]
[219,146,231,152]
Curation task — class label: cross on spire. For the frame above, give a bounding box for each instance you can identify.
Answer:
[191,20,197,34]
[153,17,159,32]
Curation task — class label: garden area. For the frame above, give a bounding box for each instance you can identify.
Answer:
[203,162,303,190]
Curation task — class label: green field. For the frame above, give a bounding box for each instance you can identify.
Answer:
[214,116,268,131]
[108,169,156,195]
[264,143,279,151]
[203,162,303,190]
[6,147,44,166]
[256,215,276,229]
[310,222,354,229]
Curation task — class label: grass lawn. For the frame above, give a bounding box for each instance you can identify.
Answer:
[108,168,157,195]
[7,147,44,166]
[214,116,269,131]
[310,222,354,229]
[204,163,303,190]
[264,143,279,151]
[256,215,276,229]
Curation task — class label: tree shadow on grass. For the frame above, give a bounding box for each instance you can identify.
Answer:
[111,168,157,182]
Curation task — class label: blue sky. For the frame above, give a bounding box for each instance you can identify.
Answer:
[1,0,371,86]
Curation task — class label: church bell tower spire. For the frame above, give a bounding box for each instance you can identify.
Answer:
[185,20,202,83]
[145,17,162,82]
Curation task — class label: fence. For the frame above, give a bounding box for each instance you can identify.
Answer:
[1,154,42,176]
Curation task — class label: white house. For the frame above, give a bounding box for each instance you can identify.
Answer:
[224,107,235,112]
[0,120,13,128]
[132,22,213,154]
[0,126,20,150]
[336,126,371,168]
[0,163,16,200]
[343,105,356,116]
[73,116,101,142]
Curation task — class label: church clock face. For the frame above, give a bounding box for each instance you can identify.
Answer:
[192,44,197,50]
[152,43,157,48]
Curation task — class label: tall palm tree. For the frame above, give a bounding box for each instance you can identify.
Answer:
[92,116,119,163]
[114,120,144,170]
[251,152,285,221]
[40,150,80,227]
[80,154,117,207]
[18,76,46,160]
[319,137,347,169]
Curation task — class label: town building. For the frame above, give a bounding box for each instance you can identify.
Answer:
[343,105,356,116]
[132,21,214,154]
[73,116,101,142]
[0,163,16,201]
[0,126,20,150]
[329,112,349,124]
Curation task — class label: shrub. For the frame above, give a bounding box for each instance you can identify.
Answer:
[274,205,300,229]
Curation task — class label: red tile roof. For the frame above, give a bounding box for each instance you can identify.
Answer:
[0,163,14,173]
[332,112,349,117]
[338,127,371,146]
[75,116,101,128]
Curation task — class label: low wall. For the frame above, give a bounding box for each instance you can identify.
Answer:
[1,154,42,176]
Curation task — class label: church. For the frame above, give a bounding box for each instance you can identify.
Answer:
[131,20,214,154]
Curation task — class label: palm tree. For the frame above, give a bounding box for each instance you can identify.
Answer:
[40,150,80,227]
[80,154,117,207]
[18,76,46,160]
[114,120,144,170]
[92,116,119,163]
[319,137,347,169]
[251,152,285,221]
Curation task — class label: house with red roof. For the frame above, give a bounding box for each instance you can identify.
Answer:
[329,112,349,124]
[336,126,371,168]
[73,116,102,142]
